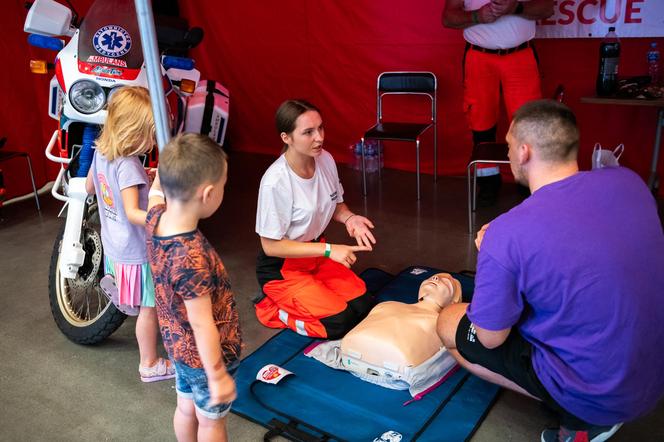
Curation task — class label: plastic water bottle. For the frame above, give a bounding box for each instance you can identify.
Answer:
[350,140,384,173]
[365,141,377,173]
[596,27,620,96]
[350,142,361,170]
[647,42,660,86]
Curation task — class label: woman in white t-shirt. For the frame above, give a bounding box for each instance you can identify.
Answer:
[254,99,376,339]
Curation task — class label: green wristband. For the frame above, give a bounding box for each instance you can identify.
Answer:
[471,10,480,24]
[324,243,332,258]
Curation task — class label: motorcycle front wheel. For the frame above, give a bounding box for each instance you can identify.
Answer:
[48,200,126,344]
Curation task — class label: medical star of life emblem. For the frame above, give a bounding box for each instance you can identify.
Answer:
[93,25,132,58]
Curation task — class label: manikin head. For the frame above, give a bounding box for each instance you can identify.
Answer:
[417,273,462,311]
[507,99,580,188]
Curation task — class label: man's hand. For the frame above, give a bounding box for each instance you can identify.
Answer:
[475,223,490,250]
[490,0,518,16]
[345,215,376,250]
[207,371,237,407]
[478,3,501,23]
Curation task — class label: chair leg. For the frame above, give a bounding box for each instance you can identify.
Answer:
[24,154,40,211]
[361,138,367,197]
[467,163,473,234]
[472,166,478,212]
[377,140,382,180]
[415,139,421,201]
[433,124,438,182]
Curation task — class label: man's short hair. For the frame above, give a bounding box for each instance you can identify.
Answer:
[158,133,228,201]
[512,99,579,163]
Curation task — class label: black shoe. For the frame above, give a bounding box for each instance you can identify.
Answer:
[477,174,502,207]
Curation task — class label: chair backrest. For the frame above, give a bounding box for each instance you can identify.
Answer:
[376,71,437,123]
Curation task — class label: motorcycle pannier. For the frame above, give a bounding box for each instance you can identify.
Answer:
[184,80,229,147]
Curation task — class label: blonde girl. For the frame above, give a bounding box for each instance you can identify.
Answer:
[86,86,174,382]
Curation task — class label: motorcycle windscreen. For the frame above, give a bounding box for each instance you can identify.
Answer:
[77,0,143,71]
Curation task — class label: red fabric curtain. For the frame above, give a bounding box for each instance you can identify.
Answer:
[2,0,663,199]
[180,0,664,196]
[1,0,94,200]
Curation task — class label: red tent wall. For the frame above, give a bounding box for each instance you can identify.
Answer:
[179,0,663,196]
[1,1,58,201]
[1,0,94,201]
[3,0,663,200]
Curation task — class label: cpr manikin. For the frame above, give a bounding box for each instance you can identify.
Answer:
[306,273,462,397]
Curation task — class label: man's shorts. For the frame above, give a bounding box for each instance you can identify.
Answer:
[455,314,590,429]
[174,359,240,420]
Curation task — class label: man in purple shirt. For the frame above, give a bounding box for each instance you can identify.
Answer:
[437,99,664,442]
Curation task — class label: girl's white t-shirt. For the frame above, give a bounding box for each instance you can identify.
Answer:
[256,149,344,242]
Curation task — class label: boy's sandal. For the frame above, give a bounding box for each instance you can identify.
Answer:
[139,358,176,383]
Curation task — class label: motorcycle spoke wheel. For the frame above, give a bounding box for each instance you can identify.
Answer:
[54,227,109,326]
[48,201,126,344]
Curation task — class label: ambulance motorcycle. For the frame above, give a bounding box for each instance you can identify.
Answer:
[24,0,229,344]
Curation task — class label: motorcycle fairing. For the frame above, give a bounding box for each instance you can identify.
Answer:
[77,0,143,71]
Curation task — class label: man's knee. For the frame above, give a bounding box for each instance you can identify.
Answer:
[437,303,469,349]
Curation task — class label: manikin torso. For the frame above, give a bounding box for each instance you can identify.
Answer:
[305,273,462,394]
[341,299,442,368]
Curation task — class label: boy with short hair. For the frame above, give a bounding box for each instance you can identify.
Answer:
[146,133,241,442]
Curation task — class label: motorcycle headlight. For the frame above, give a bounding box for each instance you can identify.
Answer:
[69,80,105,114]
[106,86,123,105]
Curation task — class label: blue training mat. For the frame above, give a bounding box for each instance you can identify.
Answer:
[232,266,500,442]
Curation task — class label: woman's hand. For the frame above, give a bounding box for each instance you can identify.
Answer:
[345,215,376,250]
[329,244,371,268]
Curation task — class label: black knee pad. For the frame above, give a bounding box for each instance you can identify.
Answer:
[320,307,360,340]
[347,291,374,321]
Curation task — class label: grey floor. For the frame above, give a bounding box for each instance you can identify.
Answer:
[1,151,663,441]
